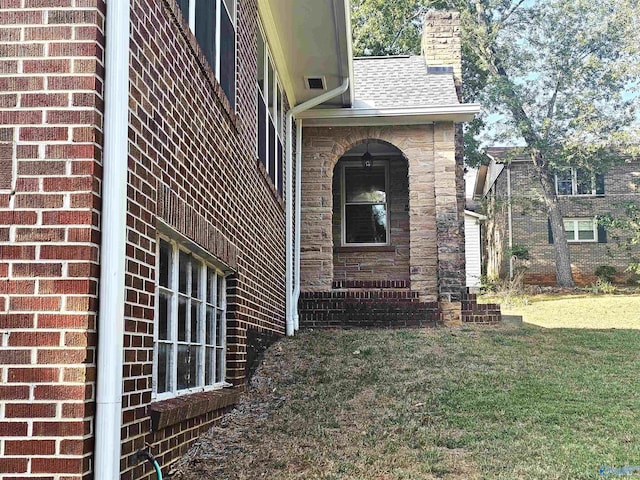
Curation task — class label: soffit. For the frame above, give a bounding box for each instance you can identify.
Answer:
[259,0,353,108]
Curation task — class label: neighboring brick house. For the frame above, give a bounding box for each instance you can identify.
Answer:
[0,2,494,479]
[476,147,640,285]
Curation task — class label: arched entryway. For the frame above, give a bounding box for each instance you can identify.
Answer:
[331,140,411,283]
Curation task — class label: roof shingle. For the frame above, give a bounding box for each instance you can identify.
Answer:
[353,56,459,108]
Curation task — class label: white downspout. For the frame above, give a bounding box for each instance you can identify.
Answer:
[285,78,349,336]
[95,0,130,477]
[293,118,302,331]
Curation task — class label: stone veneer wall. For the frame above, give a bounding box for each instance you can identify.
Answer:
[300,124,465,310]
[332,154,411,282]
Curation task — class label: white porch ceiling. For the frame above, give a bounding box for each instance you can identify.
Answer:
[260,0,353,108]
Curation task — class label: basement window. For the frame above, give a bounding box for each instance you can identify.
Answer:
[154,237,228,400]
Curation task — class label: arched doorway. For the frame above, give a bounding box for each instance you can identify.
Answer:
[331,140,410,283]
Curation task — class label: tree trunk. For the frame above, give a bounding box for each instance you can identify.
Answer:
[532,154,575,287]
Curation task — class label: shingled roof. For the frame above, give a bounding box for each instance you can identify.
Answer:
[353,55,459,108]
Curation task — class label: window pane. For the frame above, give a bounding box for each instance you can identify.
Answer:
[576,169,593,195]
[257,89,267,168]
[257,30,265,92]
[277,87,283,135]
[345,167,386,203]
[157,342,170,393]
[190,303,200,343]
[564,220,576,241]
[345,204,388,244]
[578,229,595,240]
[179,251,189,294]
[191,261,200,298]
[206,305,215,344]
[578,220,595,240]
[195,0,216,70]
[177,345,196,390]
[222,0,235,23]
[176,0,189,22]
[220,3,236,108]
[268,119,276,181]
[205,347,214,384]
[159,239,171,287]
[267,59,274,117]
[158,293,170,341]
[556,171,573,195]
[178,297,188,341]
[216,275,224,308]
[216,348,225,383]
[207,268,216,304]
[216,310,224,346]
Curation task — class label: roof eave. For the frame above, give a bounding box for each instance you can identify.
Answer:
[297,104,481,126]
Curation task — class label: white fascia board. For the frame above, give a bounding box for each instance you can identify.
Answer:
[464,209,487,220]
[297,103,481,126]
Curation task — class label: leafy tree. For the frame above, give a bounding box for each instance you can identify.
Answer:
[352,0,640,286]
[598,202,640,275]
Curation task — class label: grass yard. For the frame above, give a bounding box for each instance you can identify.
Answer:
[499,294,640,329]
[172,326,640,480]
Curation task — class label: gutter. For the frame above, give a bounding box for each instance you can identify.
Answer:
[94,0,130,477]
[296,103,481,126]
[285,78,350,336]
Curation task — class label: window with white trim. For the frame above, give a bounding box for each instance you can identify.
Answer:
[341,162,389,245]
[564,218,598,242]
[154,237,227,400]
[176,0,236,109]
[555,168,604,196]
[256,24,284,194]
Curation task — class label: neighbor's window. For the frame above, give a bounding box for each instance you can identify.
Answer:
[177,0,236,109]
[256,23,284,194]
[555,168,604,196]
[342,162,389,245]
[155,237,227,399]
[564,218,598,242]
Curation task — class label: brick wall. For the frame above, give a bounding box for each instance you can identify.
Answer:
[0,0,288,478]
[0,1,105,478]
[486,160,640,285]
[123,0,287,477]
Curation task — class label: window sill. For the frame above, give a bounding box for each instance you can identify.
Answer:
[334,245,396,253]
[148,385,243,430]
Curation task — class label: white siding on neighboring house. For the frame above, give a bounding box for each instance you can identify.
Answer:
[465,210,485,288]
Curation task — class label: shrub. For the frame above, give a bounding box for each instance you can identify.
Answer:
[595,265,616,282]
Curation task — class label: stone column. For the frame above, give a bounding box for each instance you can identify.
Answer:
[433,122,465,323]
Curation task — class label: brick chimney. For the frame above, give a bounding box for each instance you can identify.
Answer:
[421,11,462,100]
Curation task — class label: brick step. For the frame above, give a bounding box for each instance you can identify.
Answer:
[299,291,438,329]
[332,280,411,290]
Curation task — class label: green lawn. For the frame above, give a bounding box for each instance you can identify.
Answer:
[172,326,640,480]
[500,294,640,329]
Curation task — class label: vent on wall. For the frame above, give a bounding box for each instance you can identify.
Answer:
[305,76,326,90]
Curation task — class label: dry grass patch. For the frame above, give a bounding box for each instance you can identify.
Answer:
[171,327,640,480]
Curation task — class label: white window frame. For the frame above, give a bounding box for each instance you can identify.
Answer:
[256,22,285,191]
[153,236,229,401]
[182,0,237,108]
[564,217,598,243]
[341,160,390,246]
[555,167,598,196]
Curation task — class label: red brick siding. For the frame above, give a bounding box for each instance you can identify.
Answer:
[123,0,286,478]
[0,1,105,478]
[487,161,640,285]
